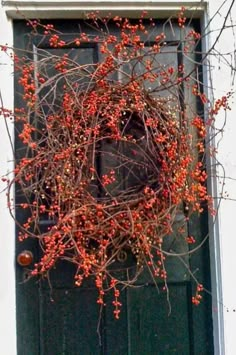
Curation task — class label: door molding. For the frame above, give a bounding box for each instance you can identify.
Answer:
[3,0,206,19]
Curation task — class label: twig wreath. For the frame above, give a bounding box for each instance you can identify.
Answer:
[1,9,231,318]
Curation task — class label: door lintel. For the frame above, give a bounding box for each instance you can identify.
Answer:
[2,0,206,19]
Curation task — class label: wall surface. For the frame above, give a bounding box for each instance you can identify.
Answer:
[0,6,16,355]
[208,1,236,354]
[0,1,236,354]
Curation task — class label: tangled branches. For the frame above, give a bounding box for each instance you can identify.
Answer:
[1,11,231,317]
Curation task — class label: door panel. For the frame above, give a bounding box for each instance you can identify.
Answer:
[14,19,214,355]
[127,285,190,354]
[40,288,101,355]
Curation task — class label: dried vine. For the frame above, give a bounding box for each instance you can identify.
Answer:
[0,9,232,317]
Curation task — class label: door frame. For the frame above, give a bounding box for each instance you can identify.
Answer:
[0,1,227,354]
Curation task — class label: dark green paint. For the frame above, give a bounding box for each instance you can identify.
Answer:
[14,19,214,355]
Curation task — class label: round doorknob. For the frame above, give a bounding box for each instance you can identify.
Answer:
[17,250,33,266]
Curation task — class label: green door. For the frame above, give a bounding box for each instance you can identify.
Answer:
[14,19,214,355]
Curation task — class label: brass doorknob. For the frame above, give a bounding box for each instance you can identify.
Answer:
[17,250,33,266]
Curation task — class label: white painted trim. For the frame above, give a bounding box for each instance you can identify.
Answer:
[2,0,207,19]
[0,5,16,355]
[202,6,225,353]
[207,1,236,354]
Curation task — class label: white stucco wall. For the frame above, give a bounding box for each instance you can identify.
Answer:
[0,7,16,355]
[0,1,236,354]
[208,1,236,354]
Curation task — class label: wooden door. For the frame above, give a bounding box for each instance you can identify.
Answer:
[14,19,214,355]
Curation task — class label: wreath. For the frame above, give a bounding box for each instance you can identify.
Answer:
[2,11,230,318]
